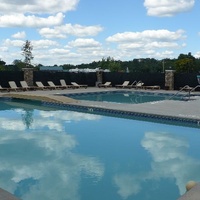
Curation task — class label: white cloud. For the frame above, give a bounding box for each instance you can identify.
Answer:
[32,40,59,49]
[3,39,24,47]
[106,29,185,43]
[106,29,186,59]
[194,51,200,58]
[68,38,101,48]
[0,0,79,14]
[144,0,195,17]
[39,24,103,38]
[12,31,26,39]
[0,13,64,28]
[0,47,8,52]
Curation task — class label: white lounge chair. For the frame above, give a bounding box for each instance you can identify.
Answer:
[20,81,37,91]
[71,82,87,88]
[0,85,9,92]
[47,81,65,89]
[8,81,24,91]
[115,81,130,88]
[60,79,74,89]
[98,82,112,88]
[35,81,54,90]
[98,82,111,88]
[132,81,144,89]
[143,85,160,90]
[125,81,137,89]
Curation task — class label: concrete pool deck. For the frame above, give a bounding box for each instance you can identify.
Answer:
[1,87,200,122]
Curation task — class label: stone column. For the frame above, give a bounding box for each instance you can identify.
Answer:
[165,70,175,90]
[22,68,34,86]
[96,70,103,86]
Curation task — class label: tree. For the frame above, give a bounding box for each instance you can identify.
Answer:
[21,40,34,67]
[175,53,197,72]
[98,57,122,72]
[0,59,6,66]
[13,59,26,70]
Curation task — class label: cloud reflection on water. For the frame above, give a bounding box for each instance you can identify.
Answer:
[0,108,104,200]
[114,131,200,199]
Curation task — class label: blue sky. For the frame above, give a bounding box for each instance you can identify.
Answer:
[0,0,199,66]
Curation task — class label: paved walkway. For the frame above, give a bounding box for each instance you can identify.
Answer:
[0,188,20,200]
[178,183,200,200]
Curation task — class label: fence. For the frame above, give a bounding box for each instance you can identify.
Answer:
[0,70,199,90]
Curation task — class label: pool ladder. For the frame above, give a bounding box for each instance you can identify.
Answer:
[168,85,200,100]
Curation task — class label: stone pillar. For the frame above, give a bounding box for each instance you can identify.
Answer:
[165,70,175,90]
[96,70,103,86]
[22,68,34,86]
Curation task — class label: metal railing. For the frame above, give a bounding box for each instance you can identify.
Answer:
[190,85,200,93]
[168,85,192,100]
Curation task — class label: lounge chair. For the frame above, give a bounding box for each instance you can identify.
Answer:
[98,82,112,88]
[0,85,9,92]
[71,82,88,88]
[47,81,65,89]
[143,85,160,90]
[8,81,24,91]
[20,81,37,91]
[35,81,54,90]
[132,81,144,89]
[115,81,130,88]
[125,81,137,89]
[60,79,75,89]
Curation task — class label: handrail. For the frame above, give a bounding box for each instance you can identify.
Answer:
[168,85,192,100]
[190,85,200,93]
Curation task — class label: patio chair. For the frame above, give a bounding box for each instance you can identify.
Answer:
[60,79,75,89]
[47,81,65,89]
[115,81,130,88]
[20,81,37,91]
[71,82,88,88]
[132,81,144,89]
[0,85,9,92]
[143,85,161,90]
[8,81,24,91]
[125,80,137,89]
[98,82,112,88]
[35,81,54,90]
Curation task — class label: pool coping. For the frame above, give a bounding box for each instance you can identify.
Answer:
[43,99,200,128]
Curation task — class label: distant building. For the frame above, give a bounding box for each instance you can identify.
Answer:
[40,66,63,71]
[69,68,110,73]
[39,66,110,73]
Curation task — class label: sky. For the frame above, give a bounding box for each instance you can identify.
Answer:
[0,0,200,66]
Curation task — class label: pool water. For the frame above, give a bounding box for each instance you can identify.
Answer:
[64,91,187,104]
[0,99,200,200]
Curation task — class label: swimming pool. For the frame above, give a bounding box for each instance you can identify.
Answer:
[63,91,188,104]
[0,98,200,200]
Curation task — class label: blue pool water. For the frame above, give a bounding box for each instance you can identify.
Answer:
[64,91,187,104]
[0,99,200,200]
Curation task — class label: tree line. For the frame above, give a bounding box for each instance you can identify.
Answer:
[0,40,200,73]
